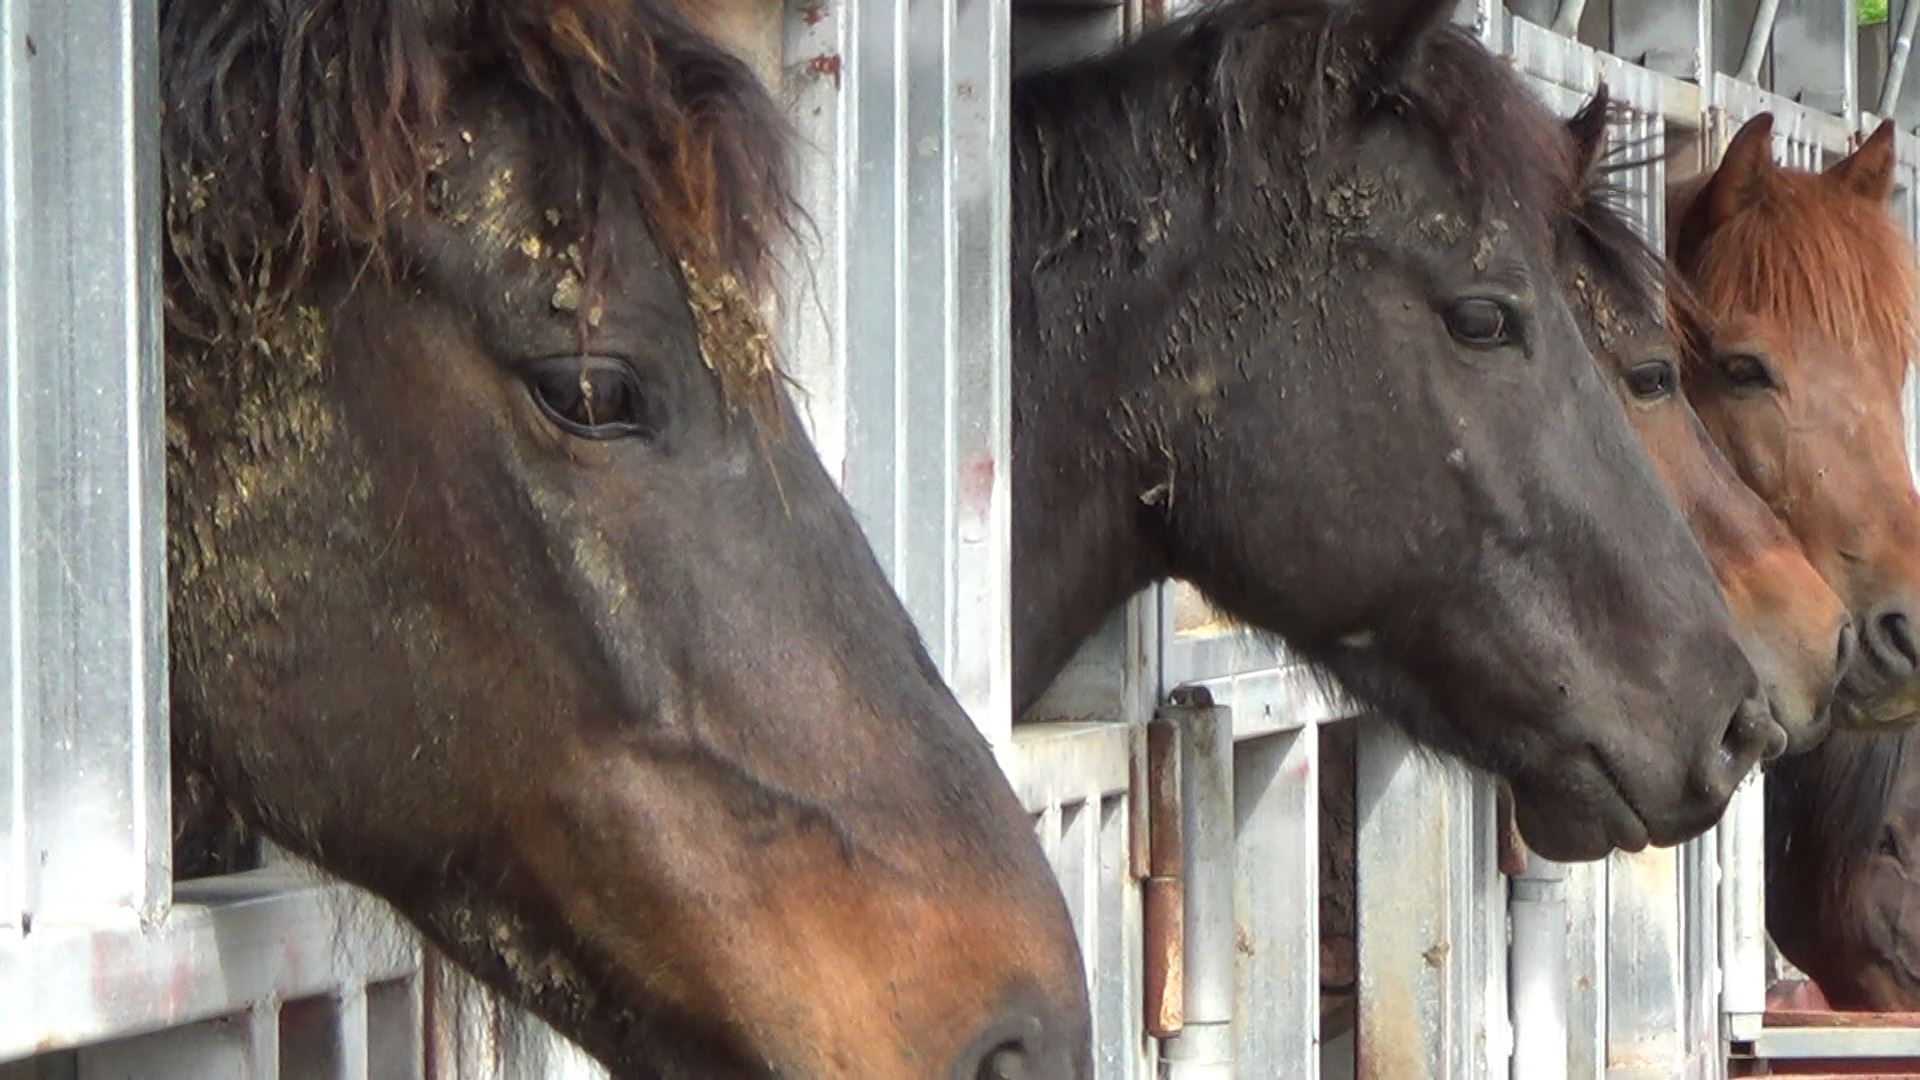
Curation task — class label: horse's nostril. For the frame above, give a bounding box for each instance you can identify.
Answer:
[1878,611,1920,671]
[1711,696,1772,790]
[976,1042,1027,1080]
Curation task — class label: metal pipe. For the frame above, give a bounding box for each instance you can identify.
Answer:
[1881,0,1920,117]
[1142,718,1185,1040]
[1738,0,1784,83]
[1551,0,1589,37]
[1508,852,1570,1080]
[1157,688,1234,1080]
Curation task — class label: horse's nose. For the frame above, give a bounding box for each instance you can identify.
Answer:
[1694,693,1775,804]
[1864,603,1920,678]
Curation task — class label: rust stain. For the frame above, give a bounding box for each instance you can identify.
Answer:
[807,53,843,90]
[1142,877,1184,1038]
[1422,942,1451,968]
[799,0,829,26]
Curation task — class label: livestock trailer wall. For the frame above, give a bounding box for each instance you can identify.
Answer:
[2,1,1916,1078]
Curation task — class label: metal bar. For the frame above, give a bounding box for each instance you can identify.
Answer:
[1142,718,1183,1040]
[1613,0,1713,79]
[1768,0,1858,120]
[0,0,24,941]
[1552,0,1589,37]
[1738,0,1783,82]
[75,1014,255,1080]
[1718,775,1769,1025]
[1157,690,1232,1079]
[1355,720,1495,1080]
[1881,0,1920,117]
[0,869,417,1064]
[1746,1025,1920,1058]
[1232,722,1319,1076]
[12,0,170,930]
[1509,854,1569,1080]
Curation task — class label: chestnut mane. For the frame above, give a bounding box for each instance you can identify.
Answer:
[1678,161,1920,379]
[161,0,794,400]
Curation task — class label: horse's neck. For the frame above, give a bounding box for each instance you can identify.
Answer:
[1008,127,1194,713]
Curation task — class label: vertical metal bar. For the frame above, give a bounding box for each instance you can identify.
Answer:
[945,0,1014,740]
[1768,0,1857,120]
[1355,720,1485,1080]
[1718,774,1768,1038]
[365,978,423,1080]
[0,0,25,939]
[781,0,1012,743]
[1551,0,1590,37]
[1737,0,1783,81]
[1232,722,1320,1076]
[1880,0,1920,116]
[1509,854,1568,1080]
[1157,690,1231,1080]
[16,0,169,929]
[1614,0,1713,79]
[1605,848,1686,1077]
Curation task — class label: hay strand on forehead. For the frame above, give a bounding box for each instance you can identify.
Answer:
[161,0,796,410]
[1685,168,1920,377]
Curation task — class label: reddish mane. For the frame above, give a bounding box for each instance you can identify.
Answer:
[1675,157,1920,381]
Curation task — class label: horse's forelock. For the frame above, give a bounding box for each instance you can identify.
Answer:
[161,0,794,410]
[1685,165,1920,379]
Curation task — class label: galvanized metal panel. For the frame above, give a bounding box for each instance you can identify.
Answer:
[1354,720,1502,1080]
[1613,0,1713,80]
[1008,721,1151,1077]
[0,868,417,1063]
[1232,724,1319,1077]
[778,0,1016,742]
[9,0,170,929]
[1770,0,1858,122]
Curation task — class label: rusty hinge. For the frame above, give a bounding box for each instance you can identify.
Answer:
[1140,706,1186,1040]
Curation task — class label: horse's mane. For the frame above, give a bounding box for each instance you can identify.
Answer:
[1010,0,1580,251]
[160,0,793,402]
[1768,730,1916,900]
[1680,159,1920,377]
[1572,140,1716,361]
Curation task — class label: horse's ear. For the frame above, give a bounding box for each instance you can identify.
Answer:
[1827,119,1898,202]
[1341,0,1459,83]
[1566,83,1612,183]
[1700,112,1777,226]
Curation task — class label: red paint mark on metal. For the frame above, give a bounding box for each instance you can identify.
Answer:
[807,54,842,90]
[799,0,829,26]
[960,455,996,512]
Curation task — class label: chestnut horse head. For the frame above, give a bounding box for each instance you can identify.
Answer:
[1671,113,1920,732]
[1563,92,1850,754]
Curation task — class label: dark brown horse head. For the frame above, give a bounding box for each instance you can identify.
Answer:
[1766,728,1920,1010]
[160,1,1088,1074]
[1564,93,1850,755]
[1672,113,1920,734]
[1010,0,1775,862]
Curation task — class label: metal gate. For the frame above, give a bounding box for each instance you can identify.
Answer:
[4,1,1918,1078]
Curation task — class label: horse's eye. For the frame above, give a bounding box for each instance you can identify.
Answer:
[1625,359,1678,401]
[1445,298,1515,348]
[1720,353,1777,392]
[527,358,660,440]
